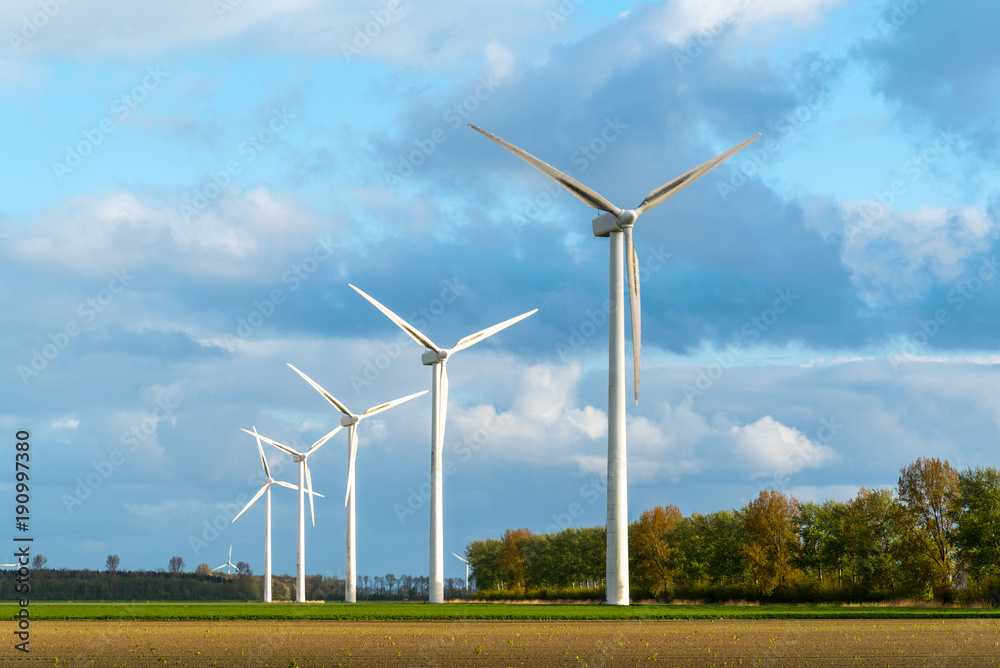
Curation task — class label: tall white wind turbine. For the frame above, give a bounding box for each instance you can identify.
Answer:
[452,552,470,592]
[232,426,317,602]
[287,363,427,603]
[350,283,536,604]
[242,425,341,603]
[213,545,237,575]
[470,124,759,605]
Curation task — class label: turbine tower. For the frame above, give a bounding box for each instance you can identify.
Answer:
[470,124,759,605]
[452,552,470,592]
[287,363,426,603]
[243,425,340,602]
[212,545,237,575]
[350,283,536,604]
[232,426,317,602]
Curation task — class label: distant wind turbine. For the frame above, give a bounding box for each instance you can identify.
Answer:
[287,363,426,603]
[213,545,237,575]
[470,123,759,605]
[232,426,321,602]
[452,552,470,591]
[243,425,341,603]
[350,283,536,604]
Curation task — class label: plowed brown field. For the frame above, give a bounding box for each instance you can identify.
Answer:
[6,618,999,666]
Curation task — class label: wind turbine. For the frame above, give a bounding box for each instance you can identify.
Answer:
[350,283,536,604]
[213,545,237,575]
[287,363,427,603]
[241,425,341,603]
[232,426,321,602]
[470,124,759,605]
[452,552,470,592]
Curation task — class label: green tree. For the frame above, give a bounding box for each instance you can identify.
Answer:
[897,457,960,594]
[740,490,800,595]
[467,538,503,590]
[843,488,904,594]
[951,466,1000,581]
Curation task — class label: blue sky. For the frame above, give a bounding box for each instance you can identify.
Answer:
[3,0,1000,580]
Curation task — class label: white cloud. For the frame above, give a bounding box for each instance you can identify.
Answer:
[649,0,848,46]
[52,417,80,429]
[727,415,838,478]
[8,187,335,280]
[839,203,996,305]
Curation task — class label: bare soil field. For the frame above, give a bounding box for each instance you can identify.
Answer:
[6,618,1000,667]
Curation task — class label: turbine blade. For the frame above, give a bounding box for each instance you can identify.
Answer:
[624,226,641,404]
[450,309,538,354]
[361,390,428,419]
[288,364,353,416]
[307,426,342,455]
[232,485,267,523]
[469,125,623,216]
[254,429,271,479]
[635,134,761,214]
[345,426,359,507]
[452,552,468,563]
[305,462,317,527]
[274,480,300,492]
[350,284,442,353]
[243,429,299,457]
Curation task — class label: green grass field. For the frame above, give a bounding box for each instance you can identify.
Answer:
[5,601,999,621]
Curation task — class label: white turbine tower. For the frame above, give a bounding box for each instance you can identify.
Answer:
[242,425,341,603]
[350,283,536,604]
[232,426,319,602]
[213,545,237,575]
[452,552,470,592]
[470,124,759,605]
[287,363,427,603]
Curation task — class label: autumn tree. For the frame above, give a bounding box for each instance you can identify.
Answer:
[497,528,533,589]
[897,457,960,593]
[630,505,682,597]
[740,490,800,595]
[951,466,1000,581]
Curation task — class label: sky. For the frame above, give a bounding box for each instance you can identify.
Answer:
[2,0,999,581]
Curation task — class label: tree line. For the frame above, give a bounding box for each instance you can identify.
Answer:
[464,458,1000,603]
[3,556,471,602]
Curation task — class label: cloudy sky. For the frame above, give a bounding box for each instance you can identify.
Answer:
[3,0,999,580]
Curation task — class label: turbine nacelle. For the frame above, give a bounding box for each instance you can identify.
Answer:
[592,210,637,237]
[421,349,449,365]
[340,415,359,427]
